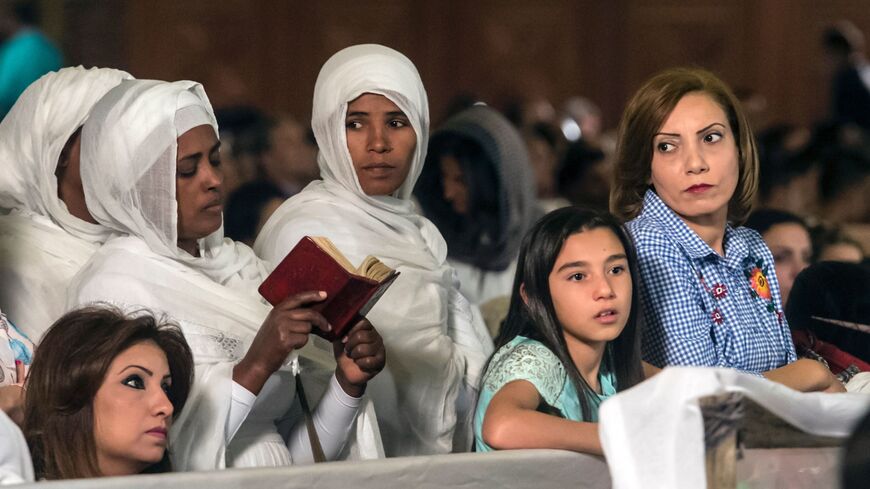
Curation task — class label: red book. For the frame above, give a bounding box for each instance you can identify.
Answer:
[258,236,399,342]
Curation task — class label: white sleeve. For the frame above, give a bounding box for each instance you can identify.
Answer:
[226,381,258,443]
[0,410,33,484]
[287,374,362,464]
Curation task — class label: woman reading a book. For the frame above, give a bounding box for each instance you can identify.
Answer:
[255,44,494,456]
[67,79,386,470]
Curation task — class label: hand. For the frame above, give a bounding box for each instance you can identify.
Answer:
[0,384,25,426]
[234,291,330,395]
[333,318,386,398]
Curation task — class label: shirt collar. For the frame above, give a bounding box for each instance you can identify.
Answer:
[639,189,748,267]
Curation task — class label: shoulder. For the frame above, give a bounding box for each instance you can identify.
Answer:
[483,337,566,406]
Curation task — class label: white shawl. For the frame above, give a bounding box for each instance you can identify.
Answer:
[255,44,494,456]
[0,66,131,341]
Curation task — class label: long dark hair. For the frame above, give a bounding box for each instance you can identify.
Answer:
[492,207,645,420]
[23,305,194,480]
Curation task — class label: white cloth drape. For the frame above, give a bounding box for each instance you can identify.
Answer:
[255,44,493,456]
[0,66,131,341]
[0,410,32,485]
[70,79,379,471]
[598,367,870,489]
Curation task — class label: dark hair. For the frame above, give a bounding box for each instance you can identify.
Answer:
[811,224,865,263]
[786,261,870,362]
[492,207,644,420]
[224,180,286,244]
[610,67,759,224]
[23,305,194,480]
[744,209,809,237]
[557,139,608,209]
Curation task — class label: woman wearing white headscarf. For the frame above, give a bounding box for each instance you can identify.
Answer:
[69,79,385,470]
[255,44,494,456]
[0,66,132,342]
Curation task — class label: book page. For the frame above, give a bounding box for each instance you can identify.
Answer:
[357,256,395,282]
[310,236,356,274]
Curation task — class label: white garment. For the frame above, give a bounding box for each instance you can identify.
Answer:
[70,79,379,470]
[0,66,131,341]
[449,258,516,306]
[255,44,493,456]
[598,367,870,489]
[0,410,32,485]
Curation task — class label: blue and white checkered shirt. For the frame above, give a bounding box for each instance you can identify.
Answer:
[626,190,797,373]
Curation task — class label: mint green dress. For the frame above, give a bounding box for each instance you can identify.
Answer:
[473,335,616,452]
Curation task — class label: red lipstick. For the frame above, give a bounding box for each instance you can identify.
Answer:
[685,184,713,194]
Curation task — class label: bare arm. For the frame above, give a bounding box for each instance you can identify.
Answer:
[642,361,661,379]
[482,380,602,455]
[763,358,845,393]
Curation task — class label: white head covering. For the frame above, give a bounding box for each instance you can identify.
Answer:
[0,66,132,243]
[80,79,264,286]
[312,43,430,209]
[255,44,492,456]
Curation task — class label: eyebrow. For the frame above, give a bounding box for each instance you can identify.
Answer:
[556,253,628,273]
[119,364,153,376]
[654,122,726,138]
[178,140,221,162]
[346,110,408,118]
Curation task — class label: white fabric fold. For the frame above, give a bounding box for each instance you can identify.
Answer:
[599,366,870,489]
[0,409,33,484]
[255,44,493,456]
[0,66,131,340]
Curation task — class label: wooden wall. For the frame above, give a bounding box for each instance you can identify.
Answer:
[54,0,870,130]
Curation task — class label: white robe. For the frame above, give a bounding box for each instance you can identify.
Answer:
[0,410,32,485]
[0,66,131,341]
[255,44,493,456]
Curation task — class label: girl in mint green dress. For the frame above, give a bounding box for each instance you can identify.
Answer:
[474,208,647,455]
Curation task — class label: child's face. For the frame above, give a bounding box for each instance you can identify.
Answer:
[650,92,739,225]
[548,228,632,347]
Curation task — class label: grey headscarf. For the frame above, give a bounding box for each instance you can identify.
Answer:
[415,104,537,271]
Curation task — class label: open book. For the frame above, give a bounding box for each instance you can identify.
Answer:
[258,236,399,342]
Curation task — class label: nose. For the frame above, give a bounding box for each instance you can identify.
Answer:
[684,141,709,175]
[201,158,223,191]
[593,274,616,301]
[367,125,390,154]
[152,387,174,419]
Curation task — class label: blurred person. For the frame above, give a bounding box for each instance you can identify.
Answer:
[0,308,31,425]
[0,0,62,119]
[560,96,602,143]
[255,44,493,456]
[525,121,569,213]
[70,79,385,470]
[260,114,319,196]
[213,106,269,197]
[822,21,870,129]
[415,104,537,306]
[23,305,194,479]
[817,145,870,224]
[812,223,864,263]
[0,66,132,342]
[755,124,818,216]
[224,180,285,247]
[744,209,812,307]
[557,139,609,211]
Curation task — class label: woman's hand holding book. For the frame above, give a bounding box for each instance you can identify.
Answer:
[333,319,386,398]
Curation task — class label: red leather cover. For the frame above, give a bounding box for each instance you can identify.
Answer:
[258,237,398,341]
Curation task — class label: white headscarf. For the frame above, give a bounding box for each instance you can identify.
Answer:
[255,44,493,456]
[0,66,131,242]
[80,79,266,288]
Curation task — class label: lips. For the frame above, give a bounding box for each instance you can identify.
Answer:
[594,309,620,324]
[146,427,167,438]
[685,184,713,194]
[203,197,223,212]
[361,163,396,177]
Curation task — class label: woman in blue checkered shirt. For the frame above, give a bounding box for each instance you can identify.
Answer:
[610,67,843,393]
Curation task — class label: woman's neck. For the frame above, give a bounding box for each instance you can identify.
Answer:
[178,239,199,257]
[678,208,728,256]
[97,453,147,478]
[563,333,607,393]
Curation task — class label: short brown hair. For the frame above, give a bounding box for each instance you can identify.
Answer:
[610,67,759,224]
[23,305,194,480]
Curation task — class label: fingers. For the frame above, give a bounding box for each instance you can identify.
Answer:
[282,309,331,333]
[276,290,328,311]
[14,360,25,385]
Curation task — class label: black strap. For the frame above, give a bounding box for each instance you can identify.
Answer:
[295,374,326,463]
